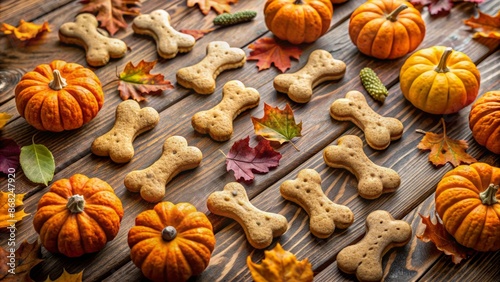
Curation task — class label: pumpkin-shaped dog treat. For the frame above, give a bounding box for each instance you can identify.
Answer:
[469,91,500,154]
[33,174,123,257]
[15,60,104,132]
[128,202,216,282]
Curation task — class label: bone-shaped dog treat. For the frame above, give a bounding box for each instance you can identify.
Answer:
[330,91,403,150]
[273,49,346,103]
[207,182,288,249]
[132,10,196,59]
[91,100,159,163]
[337,210,412,282]
[124,136,202,203]
[176,41,246,94]
[323,135,400,199]
[192,80,260,141]
[280,169,354,238]
[59,13,127,67]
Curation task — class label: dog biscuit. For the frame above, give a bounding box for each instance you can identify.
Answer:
[330,90,403,150]
[176,41,246,94]
[124,136,202,203]
[59,13,127,67]
[273,49,346,103]
[323,135,400,199]
[132,10,196,59]
[192,80,260,141]
[337,210,412,282]
[280,169,354,238]
[207,182,288,249]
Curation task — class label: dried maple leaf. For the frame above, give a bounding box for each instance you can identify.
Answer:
[80,0,141,35]
[248,37,303,73]
[416,213,474,264]
[180,28,216,40]
[44,269,83,282]
[464,10,500,40]
[0,113,12,129]
[187,0,238,15]
[0,191,29,229]
[247,243,313,282]
[0,240,43,281]
[416,118,476,167]
[1,20,50,41]
[118,60,173,102]
[0,138,20,174]
[225,136,282,182]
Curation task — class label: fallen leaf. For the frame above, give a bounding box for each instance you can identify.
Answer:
[0,191,29,229]
[464,10,500,40]
[20,141,55,186]
[0,138,20,174]
[247,243,313,282]
[248,37,303,73]
[1,20,50,41]
[0,240,44,281]
[251,103,302,150]
[416,213,473,264]
[118,60,173,102]
[180,28,216,40]
[187,0,238,15]
[409,0,452,15]
[45,269,83,282]
[80,0,141,35]
[417,118,476,167]
[0,113,12,129]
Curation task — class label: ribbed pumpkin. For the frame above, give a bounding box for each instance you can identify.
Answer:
[349,0,425,59]
[15,60,104,132]
[469,91,500,154]
[264,0,333,44]
[400,46,480,114]
[435,163,500,252]
[33,174,124,257]
[128,202,216,282]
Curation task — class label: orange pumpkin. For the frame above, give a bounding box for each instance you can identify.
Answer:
[400,46,480,114]
[33,174,124,257]
[15,60,104,132]
[264,0,333,44]
[349,0,425,59]
[128,202,216,282]
[469,91,500,154]
[435,163,500,252]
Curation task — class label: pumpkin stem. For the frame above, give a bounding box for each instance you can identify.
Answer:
[435,47,453,73]
[386,4,408,22]
[66,194,85,213]
[480,184,499,205]
[294,0,303,4]
[162,226,177,241]
[49,69,67,90]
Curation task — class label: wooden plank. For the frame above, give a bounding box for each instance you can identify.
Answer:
[0,0,75,25]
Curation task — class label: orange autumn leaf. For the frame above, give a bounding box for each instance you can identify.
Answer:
[1,20,50,41]
[248,37,303,73]
[0,240,43,281]
[417,118,476,167]
[187,0,238,15]
[247,243,313,282]
[45,269,83,282]
[180,28,216,40]
[464,10,500,40]
[0,191,30,229]
[80,0,141,35]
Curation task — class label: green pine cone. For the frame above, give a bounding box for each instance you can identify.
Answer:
[359,67,388,102]
[213,10,257,26]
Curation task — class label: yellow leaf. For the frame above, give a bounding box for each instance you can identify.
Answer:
[1,20,50,41]
[0,191,30,229]
[45,269,83,282]
[247,243,313,282]
[0,113,12,129]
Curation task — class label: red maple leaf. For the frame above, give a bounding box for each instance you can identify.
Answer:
[0,138,20,174]
[248,37,303,73]
[80,0,141,35]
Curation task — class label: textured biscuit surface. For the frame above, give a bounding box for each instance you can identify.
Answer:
[323,135,400,199]
[207,182,288,249]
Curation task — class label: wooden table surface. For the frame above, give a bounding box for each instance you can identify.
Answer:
[1,0,499,281]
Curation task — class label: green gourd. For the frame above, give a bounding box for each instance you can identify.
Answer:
[213,10,257,26]
[359,67,388,102]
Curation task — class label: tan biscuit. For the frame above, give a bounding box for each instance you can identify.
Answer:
[337,210,412,282]
[132,10,196,59]
[192,80,260,141]
[323,135,400,199]
[176,41,246,94]
[124,136,202,203]
[330,91,403,150]
[280,169,354,238]
[207,182,288,249]
[273,49,346,103]
[91,100,159,163]
[59,13,127,67]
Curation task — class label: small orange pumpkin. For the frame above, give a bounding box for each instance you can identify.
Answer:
[128,202,216,282]
[15,60,104,132]
[469,91,500,154]
[264,0,333,44]
[435,163,500,252]
[33,174,124,257]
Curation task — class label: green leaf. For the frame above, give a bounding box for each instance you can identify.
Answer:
[20,143,55,185]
